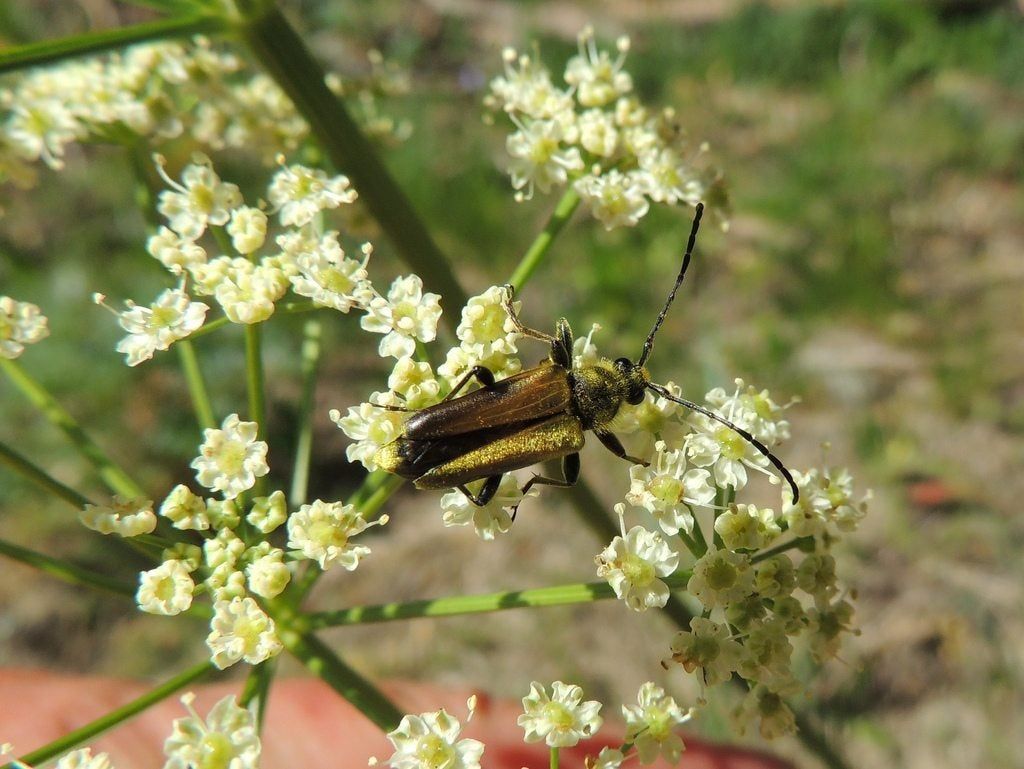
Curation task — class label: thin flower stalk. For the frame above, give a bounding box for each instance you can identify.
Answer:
[289,318,322,508]
[177,339,216,430]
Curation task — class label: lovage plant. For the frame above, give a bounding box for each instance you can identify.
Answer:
[1,6,866,769]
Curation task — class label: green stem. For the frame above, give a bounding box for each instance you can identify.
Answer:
[309,574,692,629]
[273,620,404,732]
[752,536,813,564]
[0,440,92,508]
[550,747,560,769]
[177,340,216,431]
[238,7,468,325]
[0,358,144,498]
[507,188,581,290]
[240,659,276,732]
[0,14,226,74]
[289,319,321,509]
[690,508,710,556]
[245,324,266,429]
[0,536,135,598]
[8,661,214,769]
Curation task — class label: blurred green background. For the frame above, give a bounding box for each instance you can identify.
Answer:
[1,1,1023,767]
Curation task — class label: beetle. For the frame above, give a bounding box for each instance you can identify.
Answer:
[374,203,799,512]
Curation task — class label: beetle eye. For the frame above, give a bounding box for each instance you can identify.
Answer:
[614,357,632,371]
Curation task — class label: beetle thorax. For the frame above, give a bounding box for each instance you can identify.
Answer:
[570,359,649,430]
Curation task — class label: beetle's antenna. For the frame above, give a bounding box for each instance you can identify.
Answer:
[637,202,704,367]
[647,382,800,503]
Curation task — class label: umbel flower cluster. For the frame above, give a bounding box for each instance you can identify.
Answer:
[486,26,722,229]
[0,35,408,190]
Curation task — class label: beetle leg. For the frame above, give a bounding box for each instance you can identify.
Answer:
[457,474,502,506]
[502,284,557,344]
[512,453,581,520]
[443,365,496,402]
[595,429,650,466]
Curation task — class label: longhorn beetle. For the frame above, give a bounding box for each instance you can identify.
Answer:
[375,203,799,513]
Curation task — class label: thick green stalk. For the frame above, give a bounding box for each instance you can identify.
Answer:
[0,536,135,598]
[507,189,581,290]
[0,14,225,74]
[9,661,213,769]
[238,7,467,325]
[0,359,143,498]
[0,440,92,508]
[289,319,321,509]
[550,747,560,769]
[273,620,404,732]
[177,340,216,431]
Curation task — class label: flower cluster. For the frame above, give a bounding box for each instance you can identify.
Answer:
[0,37,408,187]
[93,154,446,368]
[0,296,49,359]
[3,692,260,769]
[82,413,381,669]
[587,373,868,738]
[486,26,719,229]
[381,680,693,769]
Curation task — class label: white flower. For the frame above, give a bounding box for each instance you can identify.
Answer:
[487,47,574,120]
[386,709,484,769]
[669,617,741,687]
[704,379,791,446]
[454,286,519,360]
[621,682,692,765]
[137,559,195,615]
[687,549,754,610]
[587,747,624,769]
[783,466,869,536]
[388,357,441,410]
[206,596,282,669]
[287,499,372,570]
[573,169,649,230]
[5,98,82,169]
[733,686,796,740]
[80,495,156,537]
[518,681,603,748]
[213,262,287,324]
[637,148,703,206]
[578,108,619,157]
[437,345,522,390]
[289,233,371,313]
[572,323,601,367]
[625,441,714,536]
[163,693,261,769]
[113,288,208,366]
[595,524,678,611]
[227,206,268,254]
[331,392,407,471]
[440,475,534,540]
[267,162,357,227]
[146,227,207,274]
[246,490,288,534]
[54,748,114,769]
[736,620,795,689]
[714,504,781,551]
[0,296,49,359]
[564,28,633,108]
[159,484,210,531]
[360,275,443,359]
[203,528,246,571]
[506,118,583,199]
[191,413,269,500]
[155,154,242,239]
[245,547,290,599]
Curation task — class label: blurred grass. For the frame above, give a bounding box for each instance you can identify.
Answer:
[1,1,1023,767]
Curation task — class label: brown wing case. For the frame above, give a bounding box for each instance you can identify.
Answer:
[403,364,572,439]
